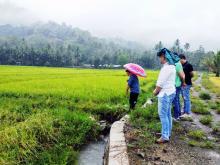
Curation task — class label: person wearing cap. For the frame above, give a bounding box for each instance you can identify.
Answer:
[153,49,176,143]
[179,54,194,118]
[126,69,140,110]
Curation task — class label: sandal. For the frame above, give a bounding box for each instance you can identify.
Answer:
[156,137,169,144]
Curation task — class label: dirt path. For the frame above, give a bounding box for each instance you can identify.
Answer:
[125,72,220,165]
[191,73,220,134]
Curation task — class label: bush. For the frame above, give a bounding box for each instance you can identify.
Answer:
[199,92,211,100]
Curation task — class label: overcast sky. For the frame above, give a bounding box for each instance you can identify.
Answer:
[0,0,219,51]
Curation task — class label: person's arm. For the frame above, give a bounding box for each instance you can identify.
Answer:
[126,85,130,95]
[178,71,186,86]
[190,71,194,78]
[189,64,194,77]
[176,63,186,86]
[153,86,162,96]
[126,76,133,95]
[153,67,167,96]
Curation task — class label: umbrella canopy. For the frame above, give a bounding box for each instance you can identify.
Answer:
[123,63,146,77]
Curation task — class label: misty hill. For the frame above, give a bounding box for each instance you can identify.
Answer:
[0,22,145,51]
[0,22,214,69]
[0,22,149,67]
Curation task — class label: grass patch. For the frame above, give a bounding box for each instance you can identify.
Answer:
[188,140,214,149]
[208,102,218,109]
[202,73,220,97]
[188,130,206,140]
[187,130,214,149]
[193,85,201,92]
[199,115,213,126]
[129,103,160,148]
[212,122,220,134]
[191,99,210,115]
[199,92,211,100]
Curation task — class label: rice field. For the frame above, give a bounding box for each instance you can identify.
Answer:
[202,74,220,97]
[210,77,220,88]
[0,65,158,164]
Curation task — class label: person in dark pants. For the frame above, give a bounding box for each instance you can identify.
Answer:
[179,54,194,118]
[173,61,185,121]
[126,70,140,110]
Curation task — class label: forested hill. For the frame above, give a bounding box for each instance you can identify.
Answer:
[0,22,148,68]
[0,22,214,69]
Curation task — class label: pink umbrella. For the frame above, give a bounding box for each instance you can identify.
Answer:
[123,63,146,77]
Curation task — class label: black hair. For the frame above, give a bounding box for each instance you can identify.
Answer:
[179,54,186,60]
[125,70,130,73]
[157,51,165,57]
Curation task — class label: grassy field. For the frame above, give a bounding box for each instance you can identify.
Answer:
[0,65,158,164]
[202,73,220,97]
[210,77,220,88]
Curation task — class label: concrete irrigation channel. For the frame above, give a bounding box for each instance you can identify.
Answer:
[78,115,130,165]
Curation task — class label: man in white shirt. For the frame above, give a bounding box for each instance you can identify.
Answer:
[153,50,176,143]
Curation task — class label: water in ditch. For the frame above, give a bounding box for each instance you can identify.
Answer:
[78,136,108,165]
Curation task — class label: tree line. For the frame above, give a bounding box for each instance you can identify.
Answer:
[0,22,215,70]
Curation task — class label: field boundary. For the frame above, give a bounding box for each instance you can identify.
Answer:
[106,115,130,165]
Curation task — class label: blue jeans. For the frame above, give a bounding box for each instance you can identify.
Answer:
[173,87,181,119]
[181,85,192,114]
[158,93,175,140]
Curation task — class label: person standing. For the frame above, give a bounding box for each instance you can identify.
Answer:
[173,61,185,120]
[153,49,176,143]
[179,54,194,118]
[126,70,140,110]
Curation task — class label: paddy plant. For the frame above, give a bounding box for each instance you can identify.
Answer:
[0,65,159,164]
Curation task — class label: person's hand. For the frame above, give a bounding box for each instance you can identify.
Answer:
[126,90,129,97]
[182,82,187,88]
[153,89,157,96]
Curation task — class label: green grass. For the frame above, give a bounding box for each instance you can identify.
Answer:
[0,65,158,164]
[202,73,220,97]
[191,99,210,114]
[193,85,201,92]
[188,140,214,149]
[199,115,213,126]
[199,92,211,100]
[187,129,214,149]
[212,122,220,134]
[208,101,218,109]
[129,104,160,148]
[188,130,206,140]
